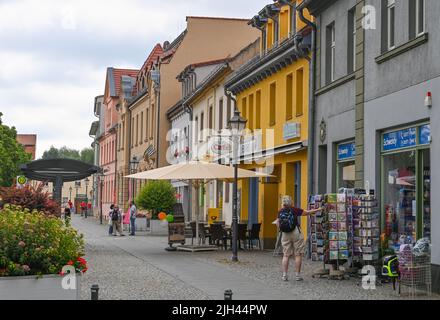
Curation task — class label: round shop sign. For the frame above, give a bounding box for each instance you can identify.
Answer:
[209,136,232,156]
[17,175,27,185]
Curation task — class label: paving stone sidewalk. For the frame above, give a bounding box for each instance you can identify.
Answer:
[73,216,439,300]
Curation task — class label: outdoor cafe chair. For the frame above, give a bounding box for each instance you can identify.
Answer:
[247,223,262,250]
[189,221,211,245]
[209,223,228,250]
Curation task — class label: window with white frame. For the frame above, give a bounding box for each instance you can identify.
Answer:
[387,0,395,50]
[416,0,425,36]
[331,24,336,82]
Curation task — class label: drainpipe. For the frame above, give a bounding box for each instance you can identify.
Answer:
[297,0,317,197]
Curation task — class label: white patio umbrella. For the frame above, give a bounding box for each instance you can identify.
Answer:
[126,160,272,248]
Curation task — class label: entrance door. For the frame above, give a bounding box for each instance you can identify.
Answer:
[248,177,259,225]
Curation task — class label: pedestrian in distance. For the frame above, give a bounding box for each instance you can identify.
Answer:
[277,195,323,282]
[112,205,125,237]
[86,202,92,219]
[108,204,115,235]
[80,201,86,217]
[129,201,137,236]
[64,207,71,223]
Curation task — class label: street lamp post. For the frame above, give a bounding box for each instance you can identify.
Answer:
[69,186,73,201]
[129,157,140,202]
[228,110,247,262]
[99,173,104,225]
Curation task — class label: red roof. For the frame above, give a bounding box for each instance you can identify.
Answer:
[112,68,139,97]
[138,44,163,79]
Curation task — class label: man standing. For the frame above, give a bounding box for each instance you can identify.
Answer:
[129,201,137,236]
[277,195,322,281]
[80,201,86,217]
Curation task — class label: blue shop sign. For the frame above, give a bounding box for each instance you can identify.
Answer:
[419,124,431,145]
[383,127,419,152]
[338,142,356,161]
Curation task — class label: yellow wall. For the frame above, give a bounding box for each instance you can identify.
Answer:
[238,58,309,150]
[265,1,313,50]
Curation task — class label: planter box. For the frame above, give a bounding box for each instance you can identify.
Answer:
[0,274,81,300]
[149,219,169,236]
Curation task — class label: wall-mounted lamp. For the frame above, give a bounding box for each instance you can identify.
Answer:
[425,91,432,108]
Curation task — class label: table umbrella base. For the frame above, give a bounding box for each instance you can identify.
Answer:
[177,245,219,252]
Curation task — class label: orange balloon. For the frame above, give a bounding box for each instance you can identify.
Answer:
[158,212,167,220]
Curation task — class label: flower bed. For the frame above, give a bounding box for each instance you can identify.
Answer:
[0,204,85,277]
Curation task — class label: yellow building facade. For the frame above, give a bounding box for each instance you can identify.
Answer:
[225,1,312,249]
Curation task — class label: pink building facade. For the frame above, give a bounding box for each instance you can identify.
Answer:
[99,68,138,214]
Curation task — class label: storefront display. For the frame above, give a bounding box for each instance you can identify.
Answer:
[309,195,328,262]
[381,124,431,251]
[337,142,356,189]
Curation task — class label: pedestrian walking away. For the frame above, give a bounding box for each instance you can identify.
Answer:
[129,201,137,236]
[80,201,86,217]
[277,195,322,282]
[112,205,125,237]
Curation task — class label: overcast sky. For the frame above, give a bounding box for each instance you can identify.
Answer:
[0,0,268,159]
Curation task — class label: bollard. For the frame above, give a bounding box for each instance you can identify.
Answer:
[224,289,233,300]
[91,284,99,300]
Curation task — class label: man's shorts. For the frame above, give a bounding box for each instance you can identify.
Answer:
[281,228,305,257]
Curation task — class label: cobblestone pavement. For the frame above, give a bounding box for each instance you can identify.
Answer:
[73,216,439,300]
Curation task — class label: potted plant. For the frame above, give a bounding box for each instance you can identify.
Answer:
[136,181,176,235]
[0,205,85,300]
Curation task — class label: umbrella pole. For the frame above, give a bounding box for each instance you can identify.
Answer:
[195,180,200,246]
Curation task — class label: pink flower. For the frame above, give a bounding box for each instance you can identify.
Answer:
[22,265,31,272]
[18,241,26,248]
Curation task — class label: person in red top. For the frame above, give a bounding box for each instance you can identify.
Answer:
[68,200,73,210]
[86,202,92,219]
[80,201,86,217]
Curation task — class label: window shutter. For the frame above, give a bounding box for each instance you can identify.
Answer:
[381,0,388,53]
[409,0,416,40]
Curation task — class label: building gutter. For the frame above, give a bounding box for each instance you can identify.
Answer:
[298,0,317,197]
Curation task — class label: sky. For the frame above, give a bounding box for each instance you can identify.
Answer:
[0,0,268,159]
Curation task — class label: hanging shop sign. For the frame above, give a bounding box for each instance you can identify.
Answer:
[383,124,430,152]
[337,142,356,161]
[419,124,431,145]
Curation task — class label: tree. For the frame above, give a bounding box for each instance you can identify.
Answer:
[0,113,31,187]
[41,146,94,165]
[136,181,176,220]
[80,148,94,165]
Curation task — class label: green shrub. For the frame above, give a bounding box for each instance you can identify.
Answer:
[136,181,176,220]
[0,183,61,217]
[0,204,85,277]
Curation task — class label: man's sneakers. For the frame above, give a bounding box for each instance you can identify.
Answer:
[282,273,288,281]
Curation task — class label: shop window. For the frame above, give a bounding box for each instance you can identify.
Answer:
[383,150,417,246]
[382,124,431,250]
[336,142,356,190]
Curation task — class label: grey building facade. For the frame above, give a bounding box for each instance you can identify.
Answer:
[304,0,439,293]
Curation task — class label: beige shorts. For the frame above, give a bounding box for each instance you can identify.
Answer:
[281,228,305,257]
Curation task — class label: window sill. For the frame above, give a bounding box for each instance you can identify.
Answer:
[375,33,429,64]
[315,73,355,96]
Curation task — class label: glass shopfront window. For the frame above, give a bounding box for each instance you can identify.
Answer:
[337,142,356,189]
[381,124,431,250]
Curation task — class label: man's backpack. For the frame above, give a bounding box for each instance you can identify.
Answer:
[278,208,298,233]
[111,210,119,222]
